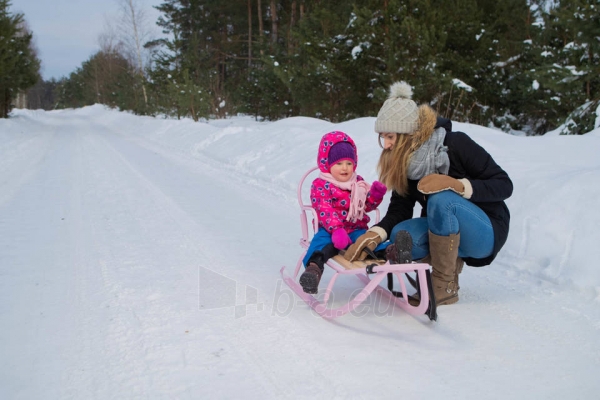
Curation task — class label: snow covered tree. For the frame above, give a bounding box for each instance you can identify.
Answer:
[151,0,252,118]
[538,0,600,134]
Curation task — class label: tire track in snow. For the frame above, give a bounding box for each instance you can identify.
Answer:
[40,124,154,398]
[72,123,289,398]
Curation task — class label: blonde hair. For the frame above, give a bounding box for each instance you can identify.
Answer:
[377,134,413,195]
[377,105,438,196]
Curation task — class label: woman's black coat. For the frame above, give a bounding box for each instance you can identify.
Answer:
[375,117,513,267]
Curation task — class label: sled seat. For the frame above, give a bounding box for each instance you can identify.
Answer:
[330,255,386,270]
[280,167,436,320]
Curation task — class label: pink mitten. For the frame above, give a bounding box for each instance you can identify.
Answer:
[370,181,387,200]
[331,228,352,250]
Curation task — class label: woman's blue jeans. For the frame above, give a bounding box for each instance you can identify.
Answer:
[387,191,494,260]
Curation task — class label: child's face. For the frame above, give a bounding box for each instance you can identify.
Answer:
[330,160,355,182]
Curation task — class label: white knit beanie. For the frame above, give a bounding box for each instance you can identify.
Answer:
[374,81,419,134]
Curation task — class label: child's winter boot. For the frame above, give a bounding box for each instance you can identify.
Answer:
[299,252,325,294]
[385,230,413,264]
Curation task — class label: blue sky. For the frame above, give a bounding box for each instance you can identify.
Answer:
[10,0,161,80]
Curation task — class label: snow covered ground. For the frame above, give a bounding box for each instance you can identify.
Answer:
[1,105,599,399]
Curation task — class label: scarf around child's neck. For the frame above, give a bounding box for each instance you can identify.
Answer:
[319,172,371,223]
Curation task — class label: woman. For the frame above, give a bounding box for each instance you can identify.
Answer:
[344,82,513,306]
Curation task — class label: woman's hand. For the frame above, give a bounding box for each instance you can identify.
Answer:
[343,230,382,261]
[417,174,465,196]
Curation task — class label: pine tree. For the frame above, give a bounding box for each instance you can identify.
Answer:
[0,0,40,117]
[151,0,252,118]
[282,0,358,120]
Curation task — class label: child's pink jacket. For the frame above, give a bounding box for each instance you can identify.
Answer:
[311,131,383,234]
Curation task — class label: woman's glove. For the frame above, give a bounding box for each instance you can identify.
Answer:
[343,229,384,261]
[417,174,465,196]
[331,228,352,250]
[369,181,387,201]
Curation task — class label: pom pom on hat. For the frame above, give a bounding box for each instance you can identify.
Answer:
[375,81,419,135]
[388,81,414,100]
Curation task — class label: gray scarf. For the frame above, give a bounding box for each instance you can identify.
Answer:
[407,127,450,180]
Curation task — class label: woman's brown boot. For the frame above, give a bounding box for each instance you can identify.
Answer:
[455,257,464,291]
[428,231,461,305]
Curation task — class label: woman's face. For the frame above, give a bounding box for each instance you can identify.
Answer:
[379,133,397,150]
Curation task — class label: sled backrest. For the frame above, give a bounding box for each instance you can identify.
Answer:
[297,167,319,249]
[297,166,380,249]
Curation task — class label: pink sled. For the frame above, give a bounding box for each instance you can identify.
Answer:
[280,167,437,320]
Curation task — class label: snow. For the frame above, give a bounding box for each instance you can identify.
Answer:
[1,105,599,398]
[452,78,473,92]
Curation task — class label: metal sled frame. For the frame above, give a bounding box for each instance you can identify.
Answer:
[280,167,436,320]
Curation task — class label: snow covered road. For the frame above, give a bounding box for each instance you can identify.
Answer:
[0,107,598,399]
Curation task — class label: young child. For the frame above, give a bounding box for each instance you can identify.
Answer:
[300,131,387,294]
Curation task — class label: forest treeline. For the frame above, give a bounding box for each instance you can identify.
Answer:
[8,0,600,135]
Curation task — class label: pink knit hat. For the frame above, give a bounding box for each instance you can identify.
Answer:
[317,131,358,173]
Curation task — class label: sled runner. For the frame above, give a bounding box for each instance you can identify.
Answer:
[280,167,437,320]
